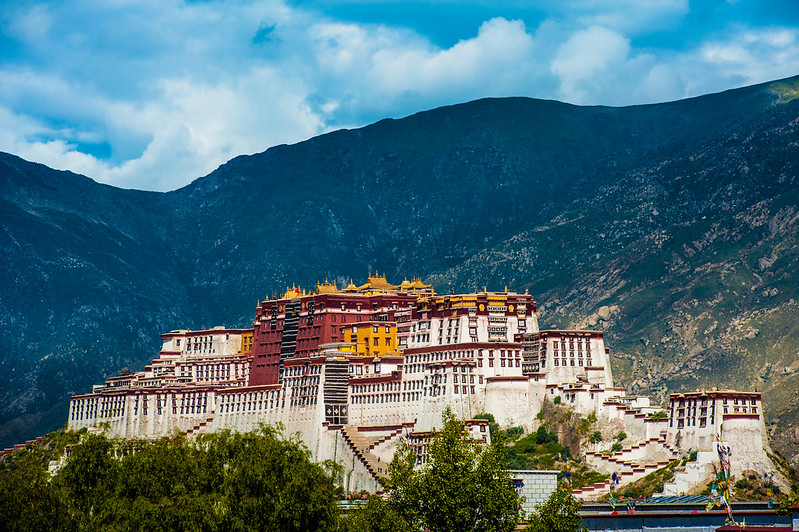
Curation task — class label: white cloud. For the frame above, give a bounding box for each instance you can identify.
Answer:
[550,26,636,104]
[364,18,536,99]
[1,1,799,191]
[690,26,799,93]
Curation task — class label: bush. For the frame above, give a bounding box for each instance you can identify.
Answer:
[615,432,627,442]
[505,426,525,440]
[506,447,528,470]
[611,443,623,454]
[44,427,341,531]
[559,447,571,462]
[589,431,603,444]
[553,396,562,405]
[536,426,558,445]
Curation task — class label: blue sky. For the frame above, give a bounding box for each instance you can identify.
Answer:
[2,0,798,191]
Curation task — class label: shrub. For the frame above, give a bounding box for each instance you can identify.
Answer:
[536,426,558,445]
[611,443,623,454]
[615,432,627,442]
[553,396,562,405]
[505,426,525,440]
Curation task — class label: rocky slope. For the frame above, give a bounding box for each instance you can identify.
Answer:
[1,76,798,461]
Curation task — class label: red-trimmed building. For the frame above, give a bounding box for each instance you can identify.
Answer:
[248,276,420,386]
[248,275,537,386]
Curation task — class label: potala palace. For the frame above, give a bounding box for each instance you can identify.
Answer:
[67,274,779,496]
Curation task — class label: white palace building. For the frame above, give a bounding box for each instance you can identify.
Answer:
[67,275,778,495]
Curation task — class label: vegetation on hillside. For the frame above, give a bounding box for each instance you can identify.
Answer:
[479,402,610,491]
[0,426,340,532]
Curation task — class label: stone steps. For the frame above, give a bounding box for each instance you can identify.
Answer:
[577,435,682,501]
[660,447,719,496]
[573,459,677,500]
[185,412,215,437]
[341,426,389,481]
[585,436,679,474]
[367,426,404,451]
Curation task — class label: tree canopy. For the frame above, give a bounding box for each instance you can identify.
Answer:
[1,426,340,532]
[343,407,520,532]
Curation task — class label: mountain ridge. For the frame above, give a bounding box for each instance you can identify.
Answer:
[2,76,799,461]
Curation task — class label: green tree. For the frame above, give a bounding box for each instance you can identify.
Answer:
[53,433,119,529]
[525,488,586,532]
[103,435,219,532]
[0,462,75,531]
[338,496,415,532]
[346,407,519,532]
[48,426,340,532]
[201,425,340,532]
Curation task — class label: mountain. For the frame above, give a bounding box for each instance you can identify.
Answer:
[2,76,799,462]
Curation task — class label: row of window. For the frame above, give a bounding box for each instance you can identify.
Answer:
[553,358,592,367]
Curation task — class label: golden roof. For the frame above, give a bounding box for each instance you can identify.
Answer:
[356,272,398,292]
[343,279,359,292]
[409,277,431,289]
[283,285,303,299]
[316,279,338,294]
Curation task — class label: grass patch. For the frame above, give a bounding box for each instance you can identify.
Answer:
[769,80,799,103]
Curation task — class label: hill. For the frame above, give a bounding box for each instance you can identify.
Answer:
[1,76,799,462]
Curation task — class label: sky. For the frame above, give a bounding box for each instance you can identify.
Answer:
[2,1,799,191]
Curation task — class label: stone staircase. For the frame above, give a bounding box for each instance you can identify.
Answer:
[574,435,681,500]
[573,459,678,500]
[660,446,719,496]
[341,425,393,480]
[185,413,215,437]
[366,426,405,452]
